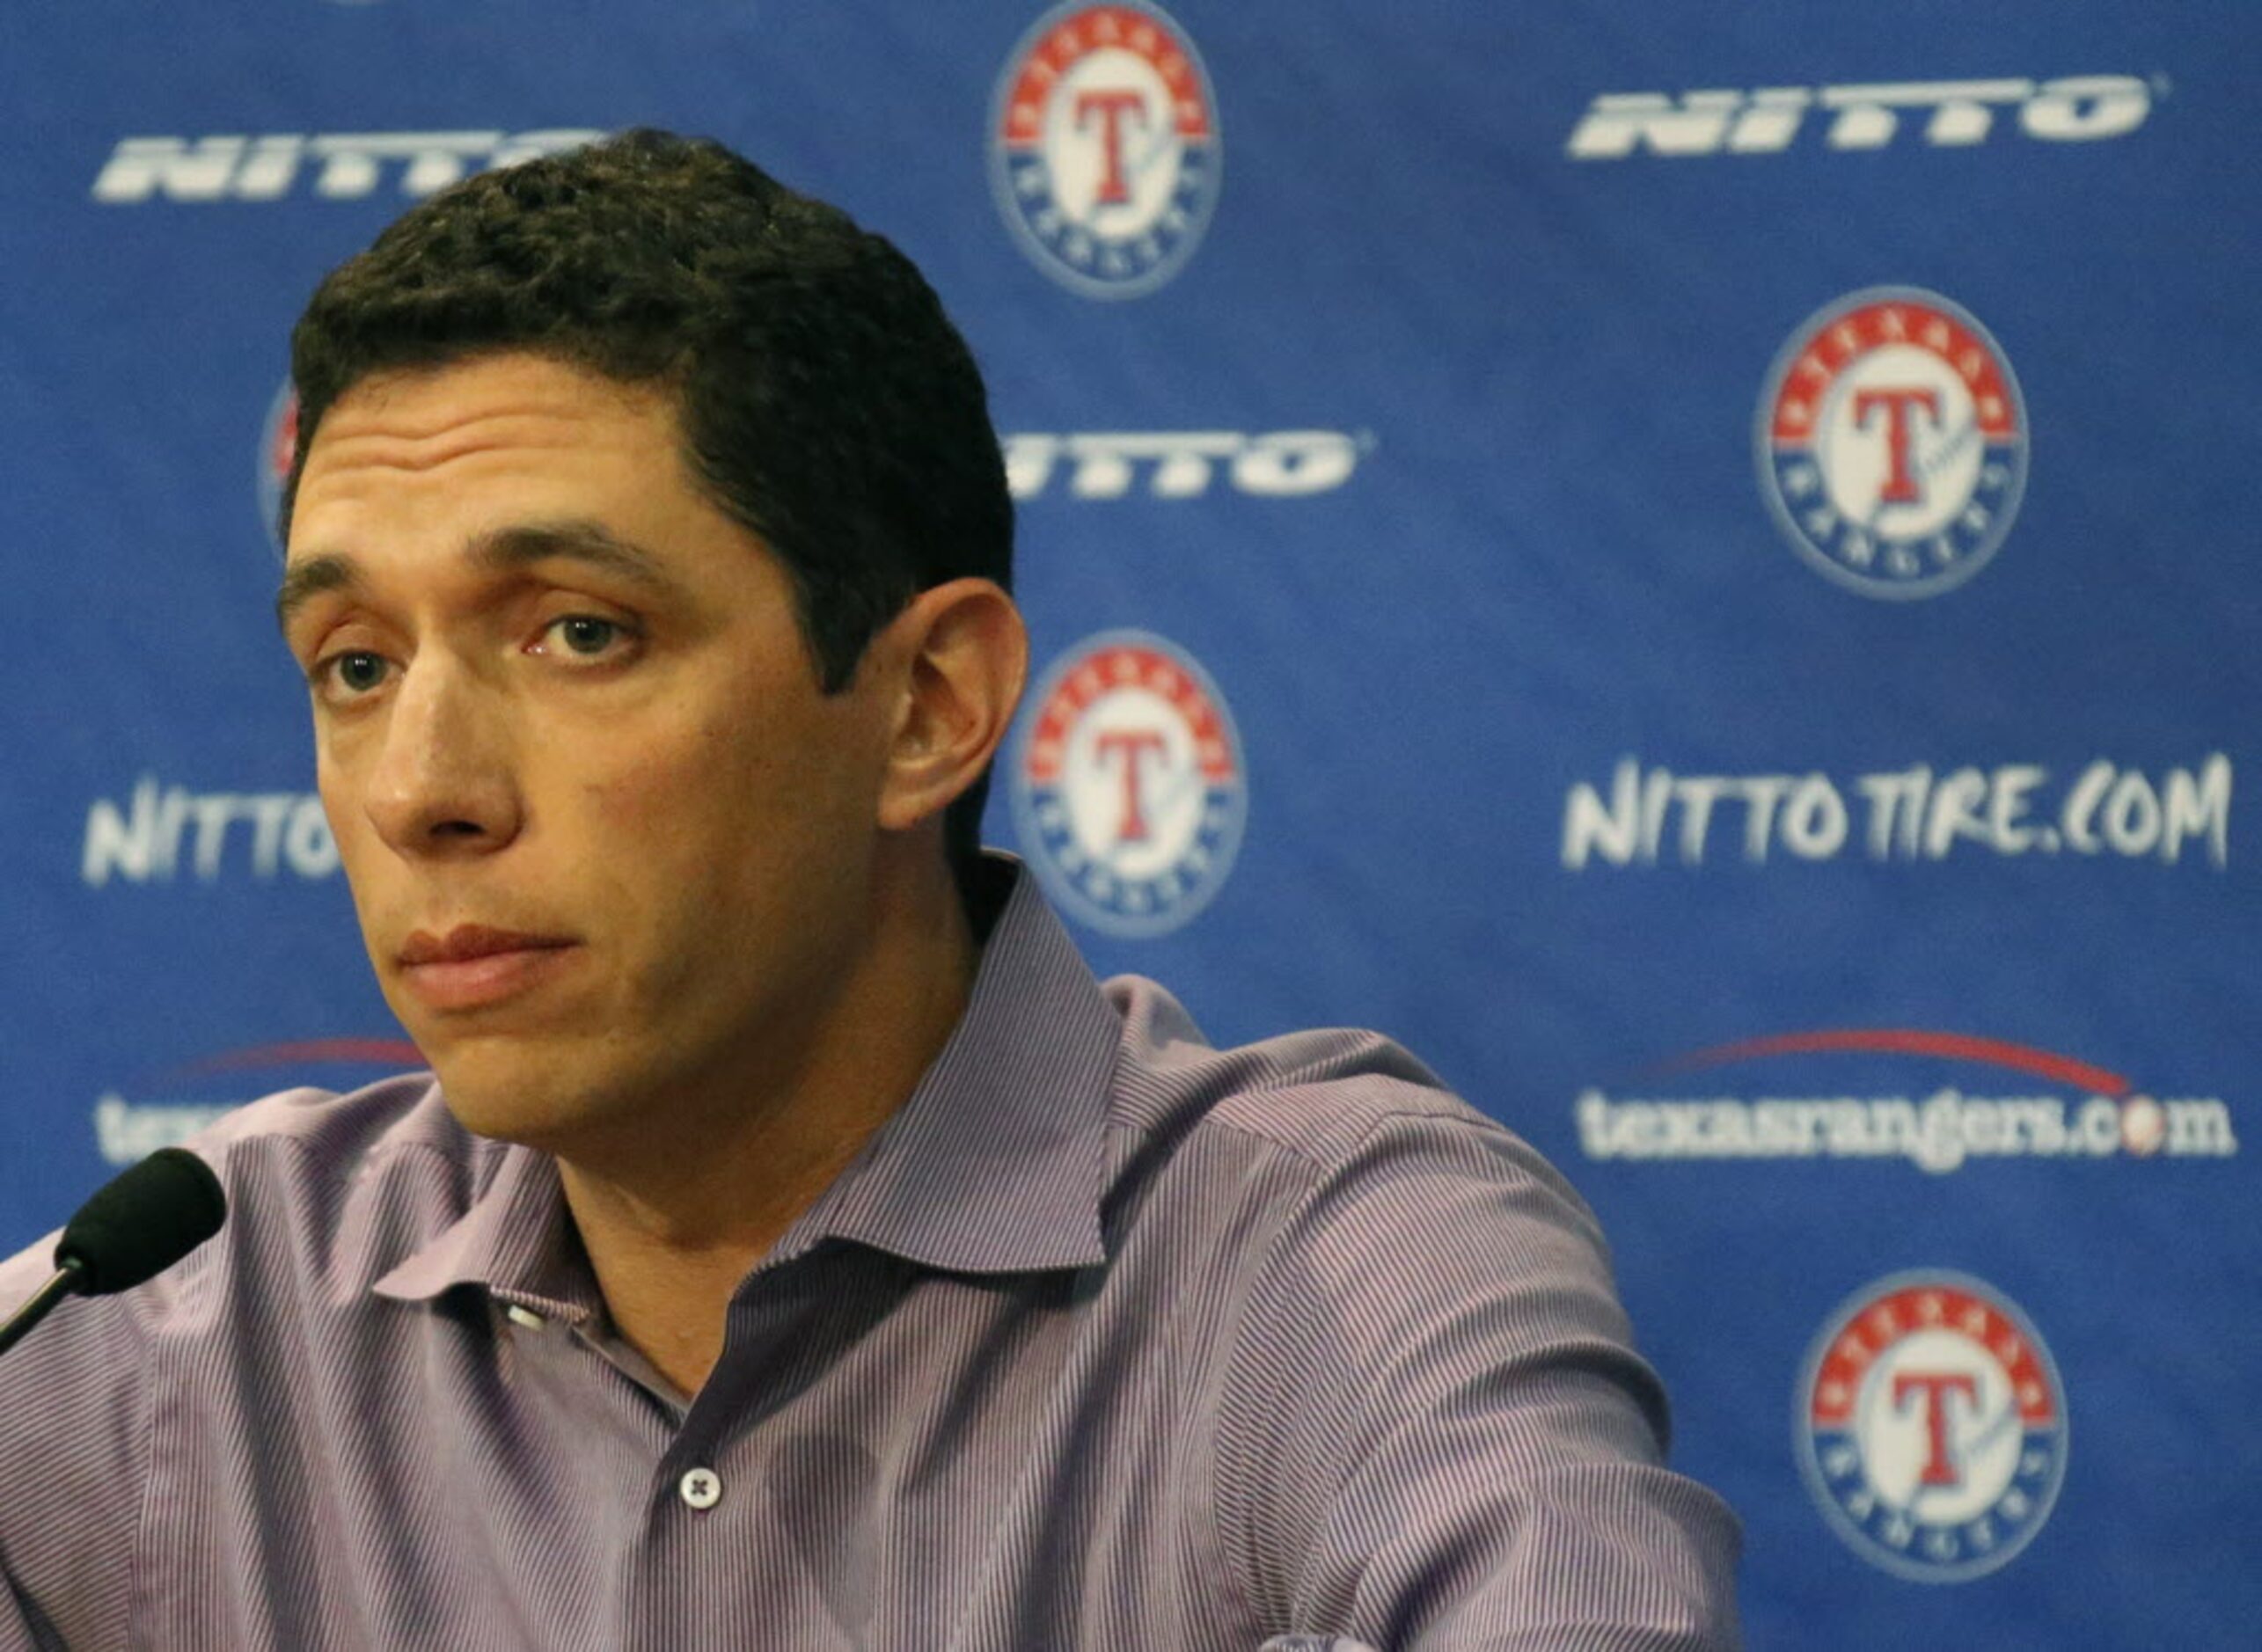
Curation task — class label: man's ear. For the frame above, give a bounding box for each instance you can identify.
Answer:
[873,578,1028,833]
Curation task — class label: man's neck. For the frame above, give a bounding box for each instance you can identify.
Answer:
[554,856,985,1398]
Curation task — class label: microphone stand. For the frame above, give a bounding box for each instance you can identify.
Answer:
[0,1260,87,1359]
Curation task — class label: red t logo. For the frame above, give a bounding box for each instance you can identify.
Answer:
[1095,730,1170,842]
[1075,90,1150,205]
[1892,1371,1980,1487]
[1853,386,1942,505]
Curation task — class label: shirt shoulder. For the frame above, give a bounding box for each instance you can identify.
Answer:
[1,1073,501,1327]
[192,1069,476,1172]
[1101,970,1583,1206]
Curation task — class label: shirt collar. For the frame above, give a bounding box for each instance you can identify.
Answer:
[372,1142,602,1320]
[374,857,1116,1308]
[777,859,1116,1275]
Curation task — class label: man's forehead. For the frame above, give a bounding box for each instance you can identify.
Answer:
[287,358,692,554]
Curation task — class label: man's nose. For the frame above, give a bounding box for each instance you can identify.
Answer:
[362,655,523,858]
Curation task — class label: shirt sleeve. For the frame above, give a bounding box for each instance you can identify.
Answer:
[0,1239,147,1649]
[1213,1108,1742,1650]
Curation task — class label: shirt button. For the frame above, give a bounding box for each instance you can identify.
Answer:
[678,1467,723,1510]
[504,1305,547,1331]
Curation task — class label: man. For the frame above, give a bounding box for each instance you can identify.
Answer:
[0,132,1739,1648]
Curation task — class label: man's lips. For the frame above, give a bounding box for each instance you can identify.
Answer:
[399,925,576,967]
[396,925,580,1012]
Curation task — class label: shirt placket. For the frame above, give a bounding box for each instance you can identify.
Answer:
[611,1255,849,1650]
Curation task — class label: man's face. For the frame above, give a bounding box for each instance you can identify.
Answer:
[282,353,902,1151]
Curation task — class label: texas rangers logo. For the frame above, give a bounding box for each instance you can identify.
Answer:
[1012,631,1246,937]
[1797,1271,2068,1582]
[989,2,1221,298]
[257,381,298,554]
[1757,288,2028,598]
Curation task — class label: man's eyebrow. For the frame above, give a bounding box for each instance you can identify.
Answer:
[275,519,682,635]
[465,519,682,595]
[275,554,359,634]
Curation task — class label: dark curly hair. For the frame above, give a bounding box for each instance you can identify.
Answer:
[284,128,1014,881]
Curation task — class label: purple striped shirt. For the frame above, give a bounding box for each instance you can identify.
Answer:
[0,868,1739,1648]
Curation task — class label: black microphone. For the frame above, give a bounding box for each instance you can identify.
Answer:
[0,1147,227,1359]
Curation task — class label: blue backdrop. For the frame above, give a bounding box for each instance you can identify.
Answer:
[3,3,2255,1645]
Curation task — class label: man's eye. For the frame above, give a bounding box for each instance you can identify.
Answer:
[321,652,388,695]
[541,615,633,658]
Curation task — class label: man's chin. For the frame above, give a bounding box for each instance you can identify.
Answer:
[424,1048,614,1152]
